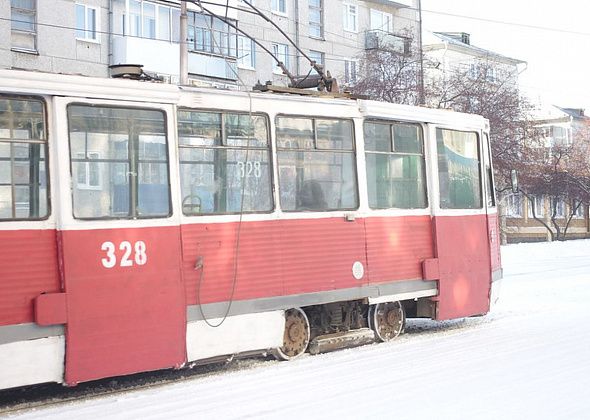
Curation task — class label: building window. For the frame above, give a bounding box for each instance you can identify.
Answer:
[550,197,565,218]
[572,200,584,218]
[237,36,255,68]
[272,0,287,14]
[308,50,324,66]
[343,4,358,33]
[344,60,357,85]
[272,43,289,74]
[309,0,323,38]
[126,0,178,42]
[527,195,544,218]
[76,152,101,189]
[276,117,358,211]
[188,12,238,57]
[364,121,427,209]
[505,193,522,217]
[76,4,99,42]
[11,0,37,51]
[370,9,392,32]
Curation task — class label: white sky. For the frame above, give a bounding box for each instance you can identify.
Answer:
[420,0,590,112]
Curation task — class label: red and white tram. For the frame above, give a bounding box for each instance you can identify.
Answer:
[0,69,501,390]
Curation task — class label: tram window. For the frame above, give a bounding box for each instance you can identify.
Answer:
[0,97,49,220]
[68,105,170,219]
[436,128,482,209]
[364,121,427,209]
[484,133,496,207]
[178,110,272,215]
[276,116,358,211]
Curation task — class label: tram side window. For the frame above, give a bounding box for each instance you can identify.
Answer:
[0,97,48,220]
[436,128,482,209]
[68,105,170,219]
[177,110,272,215]
[484,133,496,207]
[364,121,427,209]
[276,116,358,211]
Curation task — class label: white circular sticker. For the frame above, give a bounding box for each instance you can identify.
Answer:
[352,261,364,280]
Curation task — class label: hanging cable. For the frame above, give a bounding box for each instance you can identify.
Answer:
[191,0,256,328]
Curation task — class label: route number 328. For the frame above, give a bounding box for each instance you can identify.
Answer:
[101,241,147,268]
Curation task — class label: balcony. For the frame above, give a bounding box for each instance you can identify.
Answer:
[365,30,410,54]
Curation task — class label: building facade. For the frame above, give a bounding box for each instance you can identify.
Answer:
[1,0,421,90]
[502,106,590,243]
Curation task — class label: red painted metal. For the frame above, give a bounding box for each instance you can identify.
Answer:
[0,229,60,326]
[182,217,368,305]
[433,215,492,320]
[488,213,502,272]
[365,215,434,283]
[35,293,67,325]
[59,226,186,385]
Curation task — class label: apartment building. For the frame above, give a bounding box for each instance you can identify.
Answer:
[1,0,421,90]
[503,106,590,243]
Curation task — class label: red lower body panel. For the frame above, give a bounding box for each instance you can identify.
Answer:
[0,229,60,326]
[433,215,492,319]
[60,226,186,385]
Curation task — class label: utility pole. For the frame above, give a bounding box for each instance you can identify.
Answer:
[180,1,188,85]
[417,0,425,105]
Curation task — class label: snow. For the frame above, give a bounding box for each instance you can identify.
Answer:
[8,240,590,419]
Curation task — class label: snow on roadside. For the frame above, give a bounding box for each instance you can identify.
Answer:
[6,239,590,420]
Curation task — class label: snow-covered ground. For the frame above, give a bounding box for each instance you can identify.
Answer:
[7,240,590,419]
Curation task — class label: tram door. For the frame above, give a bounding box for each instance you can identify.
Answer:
[56,100,185,385]
[432,128,492,320]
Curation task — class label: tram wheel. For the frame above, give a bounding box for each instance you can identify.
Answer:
[273,308,310,360]
[369,301,405,342]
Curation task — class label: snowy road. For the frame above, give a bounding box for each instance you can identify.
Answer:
[6,240,590,420]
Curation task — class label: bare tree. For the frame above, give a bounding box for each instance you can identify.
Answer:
[425,59,536,188]
[518,121,590,240]
[352,32,423,106]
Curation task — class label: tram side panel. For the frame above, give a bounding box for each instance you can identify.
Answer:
[364,215,434,284]
[181,217,367,306]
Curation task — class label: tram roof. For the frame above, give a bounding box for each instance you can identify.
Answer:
[0,69,488,131]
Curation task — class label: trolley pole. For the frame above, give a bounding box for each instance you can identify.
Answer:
[180,1,189,85]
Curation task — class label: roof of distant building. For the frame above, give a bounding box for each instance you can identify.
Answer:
[423,32,527,66]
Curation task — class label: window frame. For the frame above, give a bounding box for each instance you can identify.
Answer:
[75,3,100,43]
[272,43,289,74]
[363,119,428,210]
[237,35,256,69]
[10,0,38,53]
[275,114,359,213]
[527,195,544,218]
[67,103,172,221]
[436,128,483,210]
[271,0,287,15]
[177,108,275,216]
[0,94,50,221]
[187,11,238,58]
[342,3,358,33]
[505,193,522,218]
[344,59,358,85]
[308,0,323,39]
